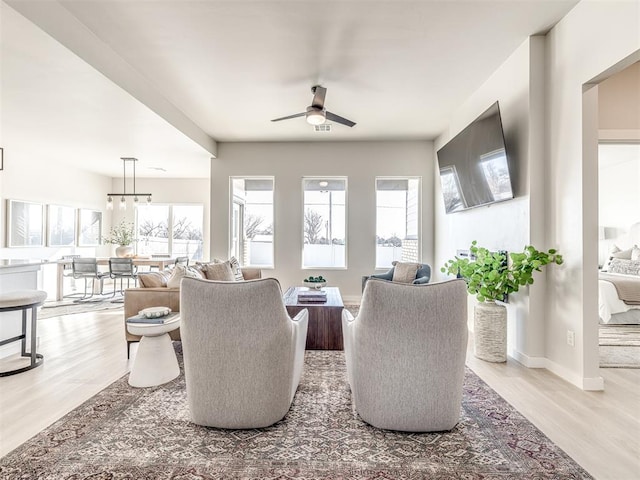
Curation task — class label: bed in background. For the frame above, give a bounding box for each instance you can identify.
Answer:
[599,271,640,324]
[599,227,640,325]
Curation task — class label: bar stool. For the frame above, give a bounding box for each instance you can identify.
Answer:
[0,290,47,376]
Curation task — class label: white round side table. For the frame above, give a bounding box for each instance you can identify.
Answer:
[127,315,180,388]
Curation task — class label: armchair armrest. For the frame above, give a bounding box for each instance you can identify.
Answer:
[342,307,357,389]
[362,268,394,291]
[413,276,430,285]
[371,269,394,281]
[342,308,355,323]
[290,308,309,401]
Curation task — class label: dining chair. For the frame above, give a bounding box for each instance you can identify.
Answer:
[72,257,108,303]
[109,257,138,302]
[61,254,82,298]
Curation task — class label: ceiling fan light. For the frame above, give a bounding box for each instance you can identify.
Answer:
[306,110,326,125]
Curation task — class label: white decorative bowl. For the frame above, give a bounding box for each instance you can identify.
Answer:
[303,281,327,290]
[139,306,172,318]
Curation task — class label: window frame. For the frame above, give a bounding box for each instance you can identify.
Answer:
[301,176,348,270]
[135,203,205,260]
[374,176,422,270]
[229,176,275,269]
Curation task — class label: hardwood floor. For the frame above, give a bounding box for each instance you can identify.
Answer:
[0,309,638,479]
[467,350,640,480]
[0,309,131,458]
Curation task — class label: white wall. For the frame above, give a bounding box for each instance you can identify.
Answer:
[434,37,547,365]
[210,141,433,302]
[545,0,639,389]
[599,60,640,139]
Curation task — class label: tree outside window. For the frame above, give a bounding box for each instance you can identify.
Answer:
[136,204,204,260]
[303,178,346,268]
[230,177,274,268]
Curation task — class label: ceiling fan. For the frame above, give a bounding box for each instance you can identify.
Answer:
[271,85,356,127]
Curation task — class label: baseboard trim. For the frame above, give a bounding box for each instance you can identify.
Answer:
[342,295,361,305]
[543,357,604,391]
[511,350,604,391]
[511,350,546,368]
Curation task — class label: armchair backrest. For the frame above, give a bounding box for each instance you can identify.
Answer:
[348,278,468,431]
[415,263,431,281]
[180,277,298,428]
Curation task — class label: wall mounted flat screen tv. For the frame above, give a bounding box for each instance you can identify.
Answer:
[436,101,513,214]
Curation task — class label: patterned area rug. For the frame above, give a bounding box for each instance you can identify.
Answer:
[0,347,591,479]
[39,297,123,319]
[599,324,640,368]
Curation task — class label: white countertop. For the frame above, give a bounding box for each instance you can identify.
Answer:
[0,259,47,271]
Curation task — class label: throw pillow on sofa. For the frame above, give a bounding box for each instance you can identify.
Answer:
[392,262,420,283]
[167,264,205,288]
[202,261,235,281]
[213,256,244,281]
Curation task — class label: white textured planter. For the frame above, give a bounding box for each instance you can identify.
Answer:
[115,245,133,258]
[474,301,507,362]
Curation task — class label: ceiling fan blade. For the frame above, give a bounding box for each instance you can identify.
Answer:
[271,112,306,122]
[311,86,327,109]
[326,111,356,127]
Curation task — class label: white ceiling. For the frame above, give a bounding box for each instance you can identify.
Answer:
[2,0,579,178]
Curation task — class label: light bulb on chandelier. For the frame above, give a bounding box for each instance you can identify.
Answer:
[106,157,153,212]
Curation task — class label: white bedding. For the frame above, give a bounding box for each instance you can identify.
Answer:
[599,274,640,323]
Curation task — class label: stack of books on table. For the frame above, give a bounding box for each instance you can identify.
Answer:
[126,312,178,324]
[297,289,327,303]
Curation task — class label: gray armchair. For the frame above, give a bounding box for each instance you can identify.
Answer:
[180,277,308,429]
[362,261,431,291]
[343,278,468,432]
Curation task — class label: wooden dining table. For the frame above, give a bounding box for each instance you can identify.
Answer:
[56,257,175,301]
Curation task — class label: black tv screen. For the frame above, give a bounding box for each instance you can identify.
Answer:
[436,102,513,214]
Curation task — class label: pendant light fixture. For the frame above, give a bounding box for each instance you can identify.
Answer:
[106,157,152,210]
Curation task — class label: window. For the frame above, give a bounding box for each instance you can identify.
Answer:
[136,204,204,260]
[303,178,347,268]
[376,178,420,268]
[230,177,274,268]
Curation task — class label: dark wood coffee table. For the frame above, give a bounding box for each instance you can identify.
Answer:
[283,286,344,350]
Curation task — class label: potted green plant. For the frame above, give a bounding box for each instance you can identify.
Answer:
[441,241,562,362]
[103,221,135,257]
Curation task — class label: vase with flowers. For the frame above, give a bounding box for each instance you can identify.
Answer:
[103,221,135,257]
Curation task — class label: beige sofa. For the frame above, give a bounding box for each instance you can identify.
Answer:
[124,266,261,357]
